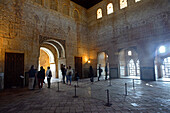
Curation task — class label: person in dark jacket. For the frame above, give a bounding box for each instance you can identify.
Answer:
[37,66,45,89]
[61,65,66,84]
[28,65,36,90]
[89,66,94,83]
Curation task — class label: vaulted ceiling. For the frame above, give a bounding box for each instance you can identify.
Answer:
[71,0,103,9]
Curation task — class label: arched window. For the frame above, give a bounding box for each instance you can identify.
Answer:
[97,8,102,19]
[107,3,114,15]
[63,4,69,16]
[120,0,127,9]
[135,0,141,3]
[50,0,57,11]
[128,59,136,76]
[136,60,140,76]
[74,9,79,20]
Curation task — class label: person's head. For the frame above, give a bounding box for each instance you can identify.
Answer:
[63,65,65,68]
[69,66,71,69]
[47,66,50,69]
[90,66,92,69]
[31,65,34,69]
[40,66,43,70]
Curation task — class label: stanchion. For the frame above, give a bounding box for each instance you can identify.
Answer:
[73,85,78,98]
[57,82,60,92]
[133,79,135,89]
[108,77,112,86]
[77,79,79,87]
[125,83,127,96]
[104,89,112,107]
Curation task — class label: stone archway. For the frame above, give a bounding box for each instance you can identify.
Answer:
[118,48,140,79]
[39,37,66,81]
[154,44,170,81]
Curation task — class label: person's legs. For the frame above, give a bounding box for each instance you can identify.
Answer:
[38,78,41,89]
[69,76,72,85]
[29,78,35,89]
[40,79,43,88]
[47,78,50,88]
[63,75,65,84]
[66,75,68,85]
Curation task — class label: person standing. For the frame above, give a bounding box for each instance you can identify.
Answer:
[66,66,73,85]
[98,64,102,81]
[105,64,108,80]
[89,66,94,83]
[46,66,52,88]
[28,65,36,90]
[37,66,45,89]
[41,66,45,84]
[61,65,66,84]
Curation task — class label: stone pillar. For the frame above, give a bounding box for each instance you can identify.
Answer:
[108,48,119,79]
[138,42,155,81]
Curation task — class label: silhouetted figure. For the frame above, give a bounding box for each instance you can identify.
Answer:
[61,65,66,84]
[105,64,108,80]
[46,66,52,88]
[37,66,45,89]
[89,66,94,83]
[98,64,102,81]
[28,65,36,90]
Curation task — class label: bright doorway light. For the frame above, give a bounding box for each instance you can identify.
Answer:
[159,46,166,53]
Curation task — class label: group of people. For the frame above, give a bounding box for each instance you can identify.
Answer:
[28,64,108,89]
[61,65,74,85]
[90,64,108,82]
[28,65,52,90]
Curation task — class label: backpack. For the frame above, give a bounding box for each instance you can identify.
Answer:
[68,71,72,76]
[49,71,52,77]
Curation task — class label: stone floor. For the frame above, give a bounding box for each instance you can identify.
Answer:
[0,77,170,113]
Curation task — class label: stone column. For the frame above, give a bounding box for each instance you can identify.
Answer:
[138,42,155,81]
[108,48,119,79]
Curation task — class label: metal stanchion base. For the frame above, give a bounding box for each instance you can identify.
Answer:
[73,96,78,98]
[104,103,112,107]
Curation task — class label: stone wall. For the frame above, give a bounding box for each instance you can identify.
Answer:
[0,0,89,77]
[87,0,170,80]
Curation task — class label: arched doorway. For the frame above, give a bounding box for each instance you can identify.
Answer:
[39,37,66,82]
[154,44,170,81]
[39,47,56,78]
[97,52,109,80]
[119,48,140,79]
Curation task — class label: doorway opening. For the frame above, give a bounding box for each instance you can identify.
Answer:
[39,38,66,82]
[4,53,24,88]
[154,44,170,81]
[119,48,140,79]
[97,52,109,80]
[39,47,56,79]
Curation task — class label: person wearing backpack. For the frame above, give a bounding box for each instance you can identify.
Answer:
[46,66,52,88]
[66,66,73,85]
